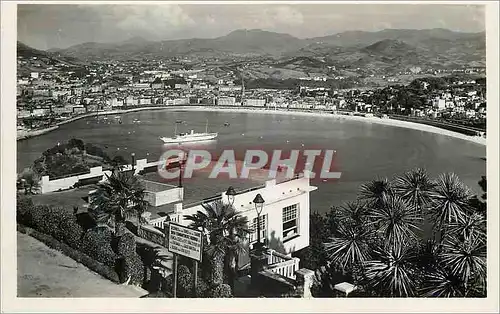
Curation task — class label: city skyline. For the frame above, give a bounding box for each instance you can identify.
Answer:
[18,3,485,50]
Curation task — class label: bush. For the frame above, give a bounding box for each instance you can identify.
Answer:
[81,227,117,267]
[126,254,145,286]
[59,214,84,249]
[117,233,137,258]
[177,265,192,297]
[18,224,119,283]
[193,278,209,298]
[209,283,233,298]
[16,195,34,224]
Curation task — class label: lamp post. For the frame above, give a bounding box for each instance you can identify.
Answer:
[226,186,237,206]
[131,152,136,172]
[252,193,265,252]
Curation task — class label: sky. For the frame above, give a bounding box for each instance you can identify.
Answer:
[17,3,485,50]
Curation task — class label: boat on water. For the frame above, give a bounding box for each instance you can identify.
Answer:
[160,120,218,144]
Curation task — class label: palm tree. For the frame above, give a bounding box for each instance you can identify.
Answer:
[392,168,435,211]
[368,194,422,248]
[323,221,374,275]
[358,178,393,207]
[184,200,250,289]
[362,244,419,297]
[336,200,370,226]
[428,173,472,240]
[439,234,486,295]
[90,170,149,235]
[447,212,486,241]
[421,267,466,297]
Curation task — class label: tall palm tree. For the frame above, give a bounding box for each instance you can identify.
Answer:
[368,195,422,248]
[392,168,435,211]
[362,244,419,297]
[184,200,250,289]
[428,173,472,240]
[90,170,149,235]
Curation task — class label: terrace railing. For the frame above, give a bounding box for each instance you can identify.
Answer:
[263,249,301,280]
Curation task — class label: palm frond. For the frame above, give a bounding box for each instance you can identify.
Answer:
[392,168,435,210]
[368,195,422,247]
[324,223,373,271]
[362,245,419,297]
[440,235,486,285]
[428,173,472,229]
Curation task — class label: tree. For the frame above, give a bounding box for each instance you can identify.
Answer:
[89,170,149,236]
[368,194,422,248]
[392,168,435,211]
[363,244,419,297]
[428,173,472,240]
[317,169,486,298]
[18,168,40,195]
[184,200,250,290]
[358,178,392,208]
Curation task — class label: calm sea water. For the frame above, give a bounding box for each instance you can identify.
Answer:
[17,109,486,214]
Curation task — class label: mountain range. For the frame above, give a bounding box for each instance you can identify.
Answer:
[18,28,486,74]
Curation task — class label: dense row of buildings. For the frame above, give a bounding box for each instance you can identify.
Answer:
[17,55,487,131]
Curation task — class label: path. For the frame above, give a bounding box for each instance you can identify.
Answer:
[17,232,148,297]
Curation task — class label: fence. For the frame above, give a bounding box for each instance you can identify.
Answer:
[264,249,301,280]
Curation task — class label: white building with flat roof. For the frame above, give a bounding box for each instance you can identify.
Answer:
[140,172,317,264]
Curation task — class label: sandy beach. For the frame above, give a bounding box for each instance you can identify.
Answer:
[17,106,486,146]
[172,106,487,146]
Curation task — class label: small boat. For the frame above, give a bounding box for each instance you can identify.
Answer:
[224,122,230,127]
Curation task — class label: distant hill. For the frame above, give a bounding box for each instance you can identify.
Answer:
[25,28,485,75]
[17,41,86,75]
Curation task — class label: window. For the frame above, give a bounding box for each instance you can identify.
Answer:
[282,204,299,239]
[249,214,267,243]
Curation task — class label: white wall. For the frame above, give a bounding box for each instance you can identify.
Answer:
[40,158,161,194]
[177,176,317,255]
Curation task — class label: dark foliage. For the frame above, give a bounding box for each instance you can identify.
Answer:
[117,233,137,258]
[81,227,117,267]
[18,224,119,283]
[208,283,233,298]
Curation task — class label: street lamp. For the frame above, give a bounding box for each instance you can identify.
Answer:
[226,186,237,206]
[253,193,265,252]
[131,152,136,172]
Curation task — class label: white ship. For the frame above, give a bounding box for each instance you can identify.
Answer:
[160,121,218,144]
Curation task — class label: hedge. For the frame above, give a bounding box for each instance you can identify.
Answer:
[117,233,137,258]
[81,227,117,267]
[18,224,120,283]
[209,283,233,298]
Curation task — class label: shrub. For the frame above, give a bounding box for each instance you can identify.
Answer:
[18,225,119,283]
[59,214,84,249]
[29,205,52,234]
[81,227,117,267]
[193,278,209,298]
[16,195,34,225]
[125,254,145,286]
[117,233,137,258]
[209,283,233,298]
[177,265,192,297]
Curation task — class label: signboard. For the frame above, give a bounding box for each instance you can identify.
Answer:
[168,222,203,262]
